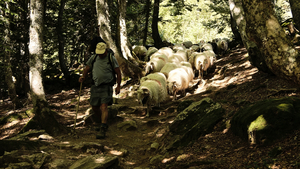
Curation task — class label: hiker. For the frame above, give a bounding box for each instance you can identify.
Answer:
[79,41,121,139]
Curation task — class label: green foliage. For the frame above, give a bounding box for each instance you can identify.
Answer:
[159,0,232,43]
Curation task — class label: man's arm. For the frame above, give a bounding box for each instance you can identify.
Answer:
[79,65,91,83]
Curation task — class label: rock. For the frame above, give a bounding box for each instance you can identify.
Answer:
[149,155,164,164]
[231,96,300,145]
[72,142,104,153]
[69,154,119,169]
[176,154,190,161]
[38,134,54,140]
[117,120,137,131]
[150,142,160,150]
[162,97,224,150]
[177,100,193,112]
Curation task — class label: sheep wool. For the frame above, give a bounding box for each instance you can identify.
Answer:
[133,45,147,61]
[160,62,179,78]
[145,54,168,75]
[140,72,167,94]
[167,67,192,100]
[145,47,158,61]
[156,47,174,59]
[137,79,168,117]
[194,52,211,78]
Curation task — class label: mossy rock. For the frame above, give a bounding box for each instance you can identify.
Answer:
[163,97,224,150]
[230,96,300,145]
[177,100,194,112]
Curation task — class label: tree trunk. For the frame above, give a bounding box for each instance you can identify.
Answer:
[25,0,67,136]
[289,0,300,31]
[229,0,273,74]
[3,1,22,108]
[143,0,151,46]
[152,0,163,48]
[229,13,242,42]
[57,0,70,85]
[242,0,300,84]
[96,0,143,80]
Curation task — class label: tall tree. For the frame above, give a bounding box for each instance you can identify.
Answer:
[22,0,67,135]
[3,1,22,108]
[57,0,70,84]
[143,0,151,46]
[229,0,272,74]
[241,0,300,84]
[96,0,143,79]
[152,0,163,48]
[288,0,300,31]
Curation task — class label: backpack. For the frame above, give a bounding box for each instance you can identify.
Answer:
[90,49,117,86]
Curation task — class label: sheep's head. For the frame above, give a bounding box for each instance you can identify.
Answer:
[137,88,150,106]
[167,81,176,95]
[145,62,154,76]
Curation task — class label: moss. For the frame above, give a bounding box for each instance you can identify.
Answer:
[231,96,300,145]
[248,115,267,132]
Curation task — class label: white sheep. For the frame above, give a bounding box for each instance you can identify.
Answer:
[137,79,168,117]
[160,62,179,78]
[156,47,174,59]
[140,72,167,93]
[173,44,186,52]
[203,50,216,67]
[168,50,188,63]
[193,52,211,79]
[201,43,214,52]
[145,54,168,75]
[167,66,194,101]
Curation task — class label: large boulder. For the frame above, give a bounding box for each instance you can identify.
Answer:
[231,97,300,145]
[161,97,224,151]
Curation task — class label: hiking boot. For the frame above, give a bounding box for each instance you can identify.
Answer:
[96,124,108,139]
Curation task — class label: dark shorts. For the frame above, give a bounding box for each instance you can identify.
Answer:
[90,84,113,106]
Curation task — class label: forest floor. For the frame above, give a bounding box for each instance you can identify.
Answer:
[1,46,300,168]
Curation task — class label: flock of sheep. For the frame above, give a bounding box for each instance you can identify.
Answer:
[132,39,229,117]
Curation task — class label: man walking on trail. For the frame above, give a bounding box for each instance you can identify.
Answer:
[79,40,121,139]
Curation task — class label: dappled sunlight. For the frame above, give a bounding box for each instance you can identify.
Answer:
[162,156,175,163]
[94,156,106,163]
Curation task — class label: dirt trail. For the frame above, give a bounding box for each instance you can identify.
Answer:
[1,47,300,168]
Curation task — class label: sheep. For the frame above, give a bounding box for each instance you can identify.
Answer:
[193,52,211,79]
[145,47,158,61]
[156,47,174,59]
[168,50,188,63]
[167,66,194,101]
[140,72,167,92]
[217,39,228,57]
[137,79,168,117]
[145,54,168,75]
[190,45,200,52]
[160,62,179,78]
[203,50,216,67]
[132,45,147,61]
[201,43,214,52]
[173,44,186,52]
[182,41,193,48]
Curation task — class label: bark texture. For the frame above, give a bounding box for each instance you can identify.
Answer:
[242,0,300,84]
[27,0,67,136]
[152,0,163,48]
[3,1,22,108]
[96,0,143,80]
[57,0,70,84]
[289,0,300,31]
[229,0,273,74]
